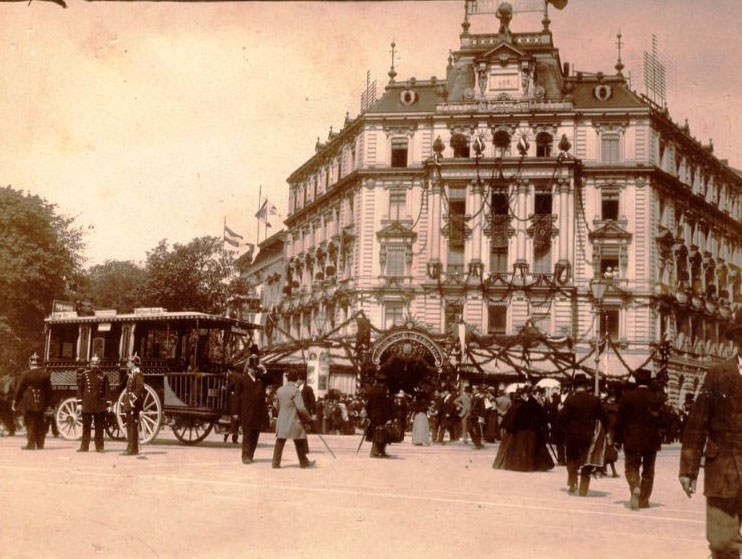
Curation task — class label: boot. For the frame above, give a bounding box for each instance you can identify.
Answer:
[639,478,653,508]
[579,472,591,496]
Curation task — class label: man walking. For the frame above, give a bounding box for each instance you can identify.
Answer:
[680,309,742,558]
[467,384,487,449]
[297,374,316,450]
[122,355,144,456]
[237,355,269,464]
[614,367,663,509]
[272,370,315,469]
[13,353,52,450]
[77,355,110,453]
[455,385,472,443]
[365,374,393,458]
[560,372,606,496]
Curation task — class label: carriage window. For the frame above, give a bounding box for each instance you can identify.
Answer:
[48,324,78,360]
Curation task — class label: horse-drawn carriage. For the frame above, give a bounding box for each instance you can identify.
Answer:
[44,306,258,445]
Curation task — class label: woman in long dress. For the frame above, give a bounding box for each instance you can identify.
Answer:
[411,392,431,446]
[493,388,554,471]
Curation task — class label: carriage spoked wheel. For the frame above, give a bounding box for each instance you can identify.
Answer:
[115,385,162,444]
[171,417,214,445]
[104,410,125,441]
[55,397,83,440]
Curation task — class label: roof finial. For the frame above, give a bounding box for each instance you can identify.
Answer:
[462,0,471,35]
[388,40,397,83]
[542,0,551,31]
[496,2,513,42]
[615,29,625,76]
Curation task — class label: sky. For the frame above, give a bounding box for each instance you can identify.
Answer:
[1,0,741,266]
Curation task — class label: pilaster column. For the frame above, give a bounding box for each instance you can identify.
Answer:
[515,179,529,266]
[557,178,570,264]
[470,180,484,264]
[430,174,442,264]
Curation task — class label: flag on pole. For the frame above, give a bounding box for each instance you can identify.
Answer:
[255,199,280,228]
[223,222,243,248]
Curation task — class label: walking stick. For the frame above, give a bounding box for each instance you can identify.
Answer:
[356,419,369,454]
[315,431,336,459]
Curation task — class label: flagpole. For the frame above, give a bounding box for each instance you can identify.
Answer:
[256,185,262,245]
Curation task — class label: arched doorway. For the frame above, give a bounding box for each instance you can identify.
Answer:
[371,327,447,394]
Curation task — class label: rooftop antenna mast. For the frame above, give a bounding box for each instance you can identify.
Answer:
[388,40,397,83]
[615,29,624,76]
[643,34,668,108]
[360,70,377,114]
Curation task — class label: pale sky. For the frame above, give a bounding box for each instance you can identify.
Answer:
[1,0,740,265]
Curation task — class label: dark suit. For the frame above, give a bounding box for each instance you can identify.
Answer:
[237,371,268,462]
[13,367,52,449]
[615,385,663,507]
[560,388,605,494]
[77,368,110,452]
[680,356,742,558]
[364,383,392,457]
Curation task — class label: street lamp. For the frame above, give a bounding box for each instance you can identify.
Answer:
[590,277,609,395]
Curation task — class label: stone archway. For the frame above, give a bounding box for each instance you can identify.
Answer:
[371,327,447,393]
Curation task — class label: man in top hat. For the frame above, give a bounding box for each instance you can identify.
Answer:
[77,355,111,453]
[296,372,316,450]
[236,354,269,464]
[559,372,606,496]
[614,367,663,509]
[680,309,742,558]
[272,370,315,469]
[364,373,393,458]
[122,355,145,456]
[13,353,52,450]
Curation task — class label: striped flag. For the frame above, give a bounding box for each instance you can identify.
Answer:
[255,199,280,227]
[223,223,243,248]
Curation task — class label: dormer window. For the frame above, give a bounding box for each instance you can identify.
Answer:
[391,137,408,168]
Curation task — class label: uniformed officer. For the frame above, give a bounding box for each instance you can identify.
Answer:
[122,355,145,456]
[12,353,52,450]
[77,355,110,453]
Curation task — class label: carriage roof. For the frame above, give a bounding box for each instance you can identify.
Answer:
[45,309,258,330]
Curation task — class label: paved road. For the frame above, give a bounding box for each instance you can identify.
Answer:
[0,430,707,559]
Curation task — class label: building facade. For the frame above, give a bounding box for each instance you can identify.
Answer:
[265,3,742,403]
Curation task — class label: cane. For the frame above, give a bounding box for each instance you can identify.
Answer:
[356,419,369,454]
[315,431,336,459]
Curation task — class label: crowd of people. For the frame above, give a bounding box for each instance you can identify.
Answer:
[6,309,742,559]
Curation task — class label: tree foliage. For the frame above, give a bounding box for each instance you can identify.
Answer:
[139,236,236,314]
[84,260,147,313]
[0,186,83,373]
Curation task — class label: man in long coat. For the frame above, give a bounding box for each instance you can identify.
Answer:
[122,355,144,456]
[236,357,269,464]
[614,367,663,509]
[365,374,393,458]
[77,355,110,452]
[680,309,742,558]
[224,365,242,444]
[271,370,315,469]
[559,372,606,496]
[13,353,52,450]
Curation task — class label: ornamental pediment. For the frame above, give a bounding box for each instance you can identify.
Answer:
[588,221,632,241]
[376,221,417,240]
[476,42,529,65]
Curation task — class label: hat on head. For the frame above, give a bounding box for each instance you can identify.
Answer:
[90,355,101,367]
[128,355,141,366]
[286,370,299,382]
[572,372,589,387]
[726,308,742,340]
[634,368,653,386]
[28,352,40,367]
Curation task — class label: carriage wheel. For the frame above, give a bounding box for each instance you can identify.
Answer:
[171,417,214,445]
[104,410,125,441]
[55,397,82,440]
[115,385,162,444]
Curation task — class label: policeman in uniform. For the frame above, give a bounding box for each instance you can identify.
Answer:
[77,355,110,452]
[12,353,52,450]
[122,355,145,456]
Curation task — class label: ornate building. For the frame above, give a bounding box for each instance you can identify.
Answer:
[264,3,742,402]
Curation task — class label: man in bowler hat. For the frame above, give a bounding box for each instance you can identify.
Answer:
[614,367,663,509]
[681,308,742,558]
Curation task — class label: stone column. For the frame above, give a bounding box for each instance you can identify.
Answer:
[515,179,529,267]
[470,179,484,274]
[557,178,570,265]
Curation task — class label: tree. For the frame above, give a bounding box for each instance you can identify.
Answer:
[139,236,236,314]
[0,186,83,373]
[84,260,147,313]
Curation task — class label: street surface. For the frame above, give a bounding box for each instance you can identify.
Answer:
[0,430,707,559]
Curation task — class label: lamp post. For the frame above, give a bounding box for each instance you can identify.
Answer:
[590,278,609,395]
